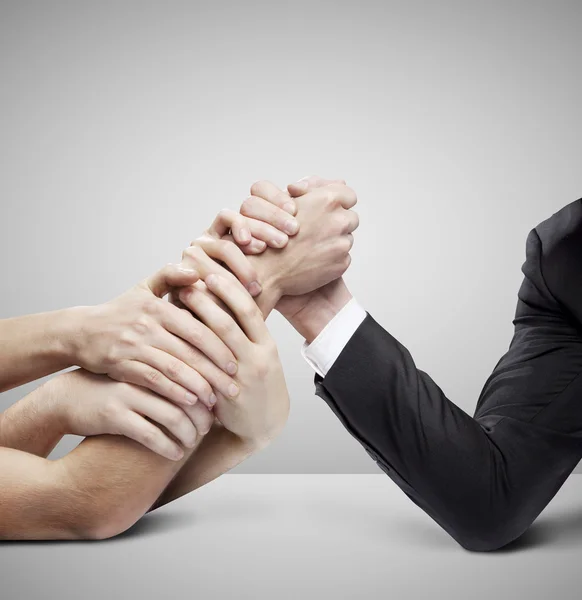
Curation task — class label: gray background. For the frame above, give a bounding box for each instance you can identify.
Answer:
[1,0,581,474]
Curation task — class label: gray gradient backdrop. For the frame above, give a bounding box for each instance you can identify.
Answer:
[1,0,581,475]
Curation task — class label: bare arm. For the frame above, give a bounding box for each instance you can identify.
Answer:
[0,264,286,540]
[0,309,80,392]
[0,368,211,541]
[154,180,359,506]
[0,181,356,539]
[0,381,66,458]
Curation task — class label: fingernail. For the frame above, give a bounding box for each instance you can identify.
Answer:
[185,392,198,405]
[173,448,184,461]
[178,267,197,275]
[271,232,288,247]
[240,228,251,243]
[206,274,218,287]
[226,361,238,374]
[295,180,308,191]
[250,239,267,252]
[248,281,262,296]
[283,201,296,214]
[209,393,217,406]
[228,383,239,398]
[284,219,299,235]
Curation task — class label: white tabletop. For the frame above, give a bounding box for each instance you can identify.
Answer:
[1,474,582,600]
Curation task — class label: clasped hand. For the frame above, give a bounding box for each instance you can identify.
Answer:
[57,176,357,459]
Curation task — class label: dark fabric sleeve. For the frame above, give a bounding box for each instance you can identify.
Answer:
[312,199,582,551]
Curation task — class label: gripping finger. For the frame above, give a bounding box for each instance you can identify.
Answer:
[178,285,249,358]
[207,208,266,250]
[109,360,198,408]
[158,300,238,377]
[205,273,269,344]
[241,195,299,236]
[151,327,239,401]
[181,401,215,436]
[118,411,185,461]
[190,236,261,296]
[129,393,199,449]
[138,343,216,409]
[181,244,254,294]
[146,263,200,298]
[249,180,297,215]
[287,175,346,197]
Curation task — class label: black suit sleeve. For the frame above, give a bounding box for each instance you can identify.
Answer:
[313,199,582,551]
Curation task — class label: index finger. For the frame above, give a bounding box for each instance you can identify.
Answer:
[249,180,297,215]
[146,263,200,298]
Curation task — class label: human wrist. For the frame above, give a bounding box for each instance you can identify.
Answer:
[0,376,68,452]
[286,279,353,343]
[51,306,93,367]
[247,255,283,318]
[243,426,281,452]
[38,375,72,435]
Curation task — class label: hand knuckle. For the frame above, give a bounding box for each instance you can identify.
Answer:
[142,297,160,316]
[324,189,337,207]
[185,344,201,364]
[131,315,150,335]
[334,214,349,233]
[102,399,121,420]
[274,192,288,206]
[167,408,185,429]
[240,197,254,215]
[189,325,203,346]
[217,208,231,221]
[338,237,352,254]
[216,319,232,337]
[249,181,264,196]
[182,246,196,259]
[240,303,258,321]
[166,360,182,379]
[141,428,158,446]
[145,369,161,385]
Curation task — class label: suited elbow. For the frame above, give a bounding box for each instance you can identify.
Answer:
[447,510,529,553]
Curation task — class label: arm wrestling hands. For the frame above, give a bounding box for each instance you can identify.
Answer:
[186,176,358,339]
[0,177,357,540]
[1,175,358,461]
[140,175,359,458]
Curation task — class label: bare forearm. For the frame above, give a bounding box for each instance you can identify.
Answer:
[0,308,82,391]
[0,373,200,540]
[0,381,66,457]
[284,279,353,343]
[58,432,201,538]
[247,248,353,342]
[151,421,260,509]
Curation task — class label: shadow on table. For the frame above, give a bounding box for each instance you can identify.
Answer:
[496,508,582,553]
[0,509,197,547]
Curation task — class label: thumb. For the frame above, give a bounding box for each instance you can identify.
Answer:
[287,175,347,198]
[146,263,200,298]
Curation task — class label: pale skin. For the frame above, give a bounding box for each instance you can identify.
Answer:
[0,177,358,540]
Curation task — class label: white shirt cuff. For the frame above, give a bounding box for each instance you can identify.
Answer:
[301,298,367,377]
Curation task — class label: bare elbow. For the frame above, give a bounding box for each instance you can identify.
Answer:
[73,504,143,541]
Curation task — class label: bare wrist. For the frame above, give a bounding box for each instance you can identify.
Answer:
[53,306,92,367]
[286,279,353,343]
[247,256,283,318]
